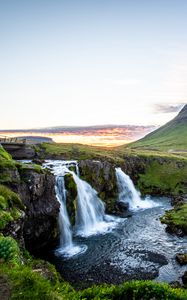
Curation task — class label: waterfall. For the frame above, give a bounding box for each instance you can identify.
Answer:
[55,175,73,250]
[71,172,114,237]
[44,161,87,257]
[115,167,158,211]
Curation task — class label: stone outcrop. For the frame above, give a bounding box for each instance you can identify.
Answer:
[3,144,36,159]
[79,160,118,213]
[1,160,60,254]
[17,168,60,253]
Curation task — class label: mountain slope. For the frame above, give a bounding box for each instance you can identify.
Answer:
[127,104,187,151]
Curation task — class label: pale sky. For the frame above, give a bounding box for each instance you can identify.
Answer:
[0,0,187,129]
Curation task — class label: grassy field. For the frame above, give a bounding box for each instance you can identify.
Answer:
[126,123,187,152]
[39,142,187,161]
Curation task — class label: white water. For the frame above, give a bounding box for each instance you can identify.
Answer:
[72,172,118,237]
[44,161,86,257]
[115,167,159,211]
[44,160,119,256]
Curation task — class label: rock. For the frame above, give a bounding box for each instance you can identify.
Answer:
[3,144,36,159]
[32,158,45,165]
[176,253,187,265]
[17,169,60,253]
[79,160,118,214]
[117,201,129,211]
[171,195,185,207]
[165,225,185,237]
[169,281,182,288]
[182,271,187,285]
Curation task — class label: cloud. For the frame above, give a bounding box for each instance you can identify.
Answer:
[154,103,186,114]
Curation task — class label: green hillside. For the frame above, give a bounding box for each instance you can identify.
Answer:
[127,104,187,152]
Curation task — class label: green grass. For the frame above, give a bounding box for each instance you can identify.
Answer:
[160,204,187,234]
[39,142,124,163]
[1,260,187,300]
[126,122,187,152]
[137,159,187,195]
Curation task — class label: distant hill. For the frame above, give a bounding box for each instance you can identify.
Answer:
[126,104,187,152]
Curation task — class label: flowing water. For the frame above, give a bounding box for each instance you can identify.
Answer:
[43,160,187,287]
[115,167,158,210]
[44,160,119,256]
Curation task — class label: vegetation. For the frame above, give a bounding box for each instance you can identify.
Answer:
[16,161,44,175]
[160,204,187,234]
[0,235,20,265]
[126,104,187,152]
[137,159,187,195]
[0,185,24,230]
[1,260,187,300]
[0,146,17,184]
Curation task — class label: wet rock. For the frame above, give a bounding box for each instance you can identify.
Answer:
[165,225,185,237]
[169,281,182,288]
[176,253,187,265]
[171,195,185,207]
[117,201,129,211]
[32,158,45,165]
[182,271,187,285]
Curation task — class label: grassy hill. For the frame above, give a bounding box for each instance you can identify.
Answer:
[126,104,187,152]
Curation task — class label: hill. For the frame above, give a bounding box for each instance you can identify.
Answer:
[126,104,187,152]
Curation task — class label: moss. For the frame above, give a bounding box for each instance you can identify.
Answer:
[0,185,24,230]
[160,204,187,234]
[16,162,44,175]
[64,174,77,225]
[0,146,17,184]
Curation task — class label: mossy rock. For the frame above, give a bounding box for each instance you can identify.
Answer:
[64,174,77,225]
[160,204,187,235]
[0,185,24,230]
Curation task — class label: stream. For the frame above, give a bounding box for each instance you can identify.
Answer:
[42,160,187,288]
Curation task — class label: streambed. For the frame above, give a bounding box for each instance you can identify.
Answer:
[45,197,187,288]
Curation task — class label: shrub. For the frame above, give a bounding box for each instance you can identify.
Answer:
[0,236,20,265]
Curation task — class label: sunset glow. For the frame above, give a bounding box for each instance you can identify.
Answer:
[0,125,155,147]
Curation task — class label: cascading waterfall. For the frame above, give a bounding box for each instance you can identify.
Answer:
[44,161,86,257]
[71,172,116,237]
[115,167,158,210]
[44,160,118,256]
[55,175,73,250]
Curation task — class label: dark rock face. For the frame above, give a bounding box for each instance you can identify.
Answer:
[176,253,187,265]
[3,144,36,159]
[79,160,118,213]
[17,170,60,253]
[182,271,187,285]
[171,195,185,207]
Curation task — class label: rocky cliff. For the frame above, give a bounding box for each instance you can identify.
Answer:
[0,145,60,254]
[17,167,60,253]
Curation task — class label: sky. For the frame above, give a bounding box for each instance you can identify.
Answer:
[0,0,187,130]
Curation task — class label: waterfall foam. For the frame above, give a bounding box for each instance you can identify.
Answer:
[115,167,159,211]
